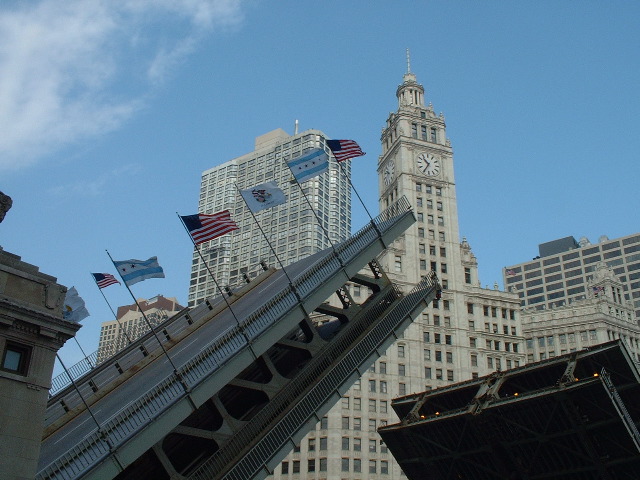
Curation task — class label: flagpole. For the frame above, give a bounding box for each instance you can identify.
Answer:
[235,184,303,301]
[289,165,345,268]
[336,159,383,239]
[176,213,256,350]
[72,337,95,368]
[106,250,192,398]
[90,273,133,349]
[56,353,122,466]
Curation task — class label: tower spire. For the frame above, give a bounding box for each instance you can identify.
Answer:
[397,49,424,107]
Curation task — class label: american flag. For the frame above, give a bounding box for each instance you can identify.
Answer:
[327,139,365,162]
[593,285,604,296]
[92,272,120,289]
[505,269,517,277]
[181,211,239,245]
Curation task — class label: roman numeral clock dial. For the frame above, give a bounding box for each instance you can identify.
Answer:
[416,152,441,176]
[384,160,395,186]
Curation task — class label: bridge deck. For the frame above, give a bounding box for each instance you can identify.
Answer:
[38,198,418,480]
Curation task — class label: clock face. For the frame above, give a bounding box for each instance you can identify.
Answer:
[384,161,395,186]
[416,152,441,176]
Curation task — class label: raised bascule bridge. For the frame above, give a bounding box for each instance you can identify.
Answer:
[38,197,441,480]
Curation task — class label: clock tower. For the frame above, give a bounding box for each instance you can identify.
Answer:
[377,58,525,396]
[378,63,459,290]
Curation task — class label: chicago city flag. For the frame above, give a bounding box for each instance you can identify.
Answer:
[286,148,329,183]
[113,256,165,286]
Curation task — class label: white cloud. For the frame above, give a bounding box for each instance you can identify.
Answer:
[0,0,244,172]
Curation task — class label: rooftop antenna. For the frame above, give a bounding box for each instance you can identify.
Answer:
[406,48,411,74]
[294,119,299,135]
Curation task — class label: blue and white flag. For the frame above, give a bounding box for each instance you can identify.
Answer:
[286,148,329,183]
[240,181,287,213]
[63,286,90,322]
[113,256,165,286]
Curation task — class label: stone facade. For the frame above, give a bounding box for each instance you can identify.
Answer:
[522,262,640,363]
[271,68,524,479]
[0,247,79,480]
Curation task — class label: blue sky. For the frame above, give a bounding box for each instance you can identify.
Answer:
[2,1,639,370]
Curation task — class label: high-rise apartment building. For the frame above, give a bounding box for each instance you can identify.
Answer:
[188,128,351,307]
[503,233,640,321]
[271,67,525,479]
[97,295,184,362]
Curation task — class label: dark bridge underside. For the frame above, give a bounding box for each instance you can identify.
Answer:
[119,265,439,480]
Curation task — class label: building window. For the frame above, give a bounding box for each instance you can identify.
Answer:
[354,437,361,451]
[398,364,406,376]
[399,382,406,395]
[342,437,350,450]
[394,255,402,272]
[430,127,437,143]
[319,458,327,472]
[471,354,478,366]
[370,459,377,474]
[398,344,405,357]
[465,267,471,284]
[354,417,362,430]
[369,380,376,392]
[342,458,350,472]
[1,342,31,375]
[320,437,327,450]
[425,367,432,378]
[379,361,387,374]
[281,461,289,474]
[354,458,362,473]
[412,123,418,138]
[320,416,328,429]
[381,460,389,474]
[342,416,350,429]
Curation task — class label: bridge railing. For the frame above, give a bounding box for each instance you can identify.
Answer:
[37,197,413,480]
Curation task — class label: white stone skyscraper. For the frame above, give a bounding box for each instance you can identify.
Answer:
[188,128,351,307]
[271,67,526,479]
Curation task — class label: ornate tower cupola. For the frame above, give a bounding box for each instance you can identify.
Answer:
[396,49,425,108]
